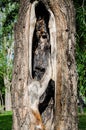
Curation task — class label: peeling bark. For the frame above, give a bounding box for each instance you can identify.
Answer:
[12,0,78,130]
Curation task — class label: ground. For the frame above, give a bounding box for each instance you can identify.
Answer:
[0,110,86,130]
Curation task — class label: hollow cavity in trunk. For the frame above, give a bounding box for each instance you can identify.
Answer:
[31,1,55,127]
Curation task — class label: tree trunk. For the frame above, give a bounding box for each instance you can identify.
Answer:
[4,76,12,111]
[3,36,13,111]
[12,0,78,130]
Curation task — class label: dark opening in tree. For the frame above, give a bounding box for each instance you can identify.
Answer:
[32,1,55,126]
[32,1,50,80]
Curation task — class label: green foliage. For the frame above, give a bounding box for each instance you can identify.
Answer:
[0,0,19,100]
[74,0,86,99]
[0,1,19,36]
[75,0,86,43]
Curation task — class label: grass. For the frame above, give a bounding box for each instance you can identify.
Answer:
[78,113,86,130]
[78,107,86,130]
[0,111,86,130]
[0,111,12,130]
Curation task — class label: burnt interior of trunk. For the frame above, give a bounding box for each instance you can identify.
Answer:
[32,1,50,80]
[32,1,55,123]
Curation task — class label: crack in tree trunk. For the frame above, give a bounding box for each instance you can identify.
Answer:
[28,1,56,129]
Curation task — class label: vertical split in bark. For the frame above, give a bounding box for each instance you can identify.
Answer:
[28,1,56,130]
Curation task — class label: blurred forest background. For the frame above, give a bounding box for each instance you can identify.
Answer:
[0,0,86,114]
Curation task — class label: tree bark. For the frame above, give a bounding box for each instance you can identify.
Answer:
[12,0,78,130]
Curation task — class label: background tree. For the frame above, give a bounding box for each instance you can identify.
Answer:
[0,0,19,111]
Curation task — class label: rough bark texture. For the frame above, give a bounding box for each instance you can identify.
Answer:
[12,0,78,130]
